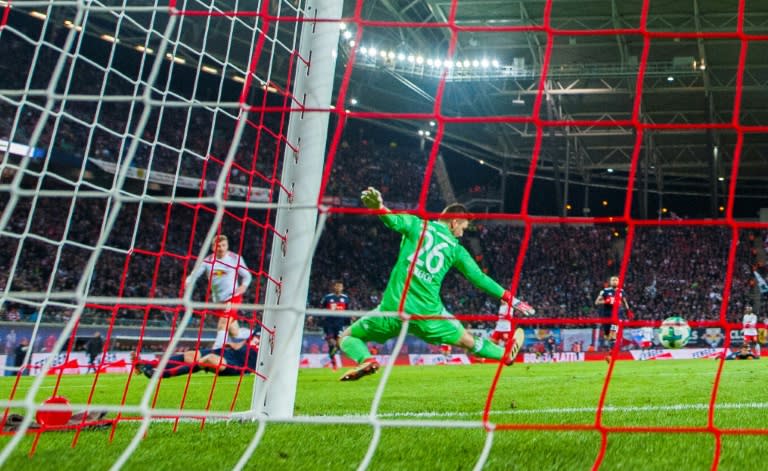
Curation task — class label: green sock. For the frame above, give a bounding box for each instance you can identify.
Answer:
[470,336,504,360]
[340,336,372,364]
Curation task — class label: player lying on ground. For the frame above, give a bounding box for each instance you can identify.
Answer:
[338,187,535,381]
[135,336,259,378]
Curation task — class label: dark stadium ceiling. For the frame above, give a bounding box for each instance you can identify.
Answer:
[22,1,768,211]
[337,0,768,206]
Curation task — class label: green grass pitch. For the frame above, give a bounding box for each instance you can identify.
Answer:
[1,359,765,470]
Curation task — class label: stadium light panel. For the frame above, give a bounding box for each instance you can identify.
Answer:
[607,168,614,173]
[718,177,725,181]
[63,20,83,32]
[418,130,425,136]
[29,11,47,20]
[434,59,442,67]
[492,59,500,67]
[100,34,118,43]
[472,60,480,68]
[667,76,675,81]
[339,23,347,30]
[463,59,470,67]
[232,75,246,83]
[349,40,356,47]
[166,53,186,64]
[416,56,424,64]
[360,47,367,54]
[202,65,218,75]
[425,131,431,137]
[407,55,415,63]
[388,51,395,59]
[343,31,352,40]
[481,59,490,68]
[135,45,154,54]
[368,48,377,57]
[379,50,387,58]
[397,53,406,61]
[350,98,358,105]
[429,121,436,127]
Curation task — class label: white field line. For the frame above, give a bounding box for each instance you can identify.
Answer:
[366,402,768,419]
[147,401,768,426]
[10,384,766,423]
[10,401,762,425]
[14,380,768,418]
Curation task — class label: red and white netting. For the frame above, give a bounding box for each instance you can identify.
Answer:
[0,0,766,468]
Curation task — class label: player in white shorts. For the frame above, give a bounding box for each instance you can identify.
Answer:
[742,305,760,357]
[491,300,535,347]
[185,235,253,349]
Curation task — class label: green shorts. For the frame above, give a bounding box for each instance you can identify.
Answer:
[348,306,465,346]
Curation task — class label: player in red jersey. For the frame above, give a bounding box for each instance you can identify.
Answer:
[595,276,630,351]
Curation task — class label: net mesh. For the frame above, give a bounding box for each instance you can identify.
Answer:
[0,0,767,469]
[0,0,303,461]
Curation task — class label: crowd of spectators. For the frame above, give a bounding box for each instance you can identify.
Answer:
[1,28,444,209]
[310,219,766,329]
[491,224,763,323]
[1,21,765,350]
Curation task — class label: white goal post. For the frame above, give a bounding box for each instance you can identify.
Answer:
[251,0,343,418]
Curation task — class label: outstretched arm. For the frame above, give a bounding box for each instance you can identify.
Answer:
[453,246,535,316]
[361,187,420,235]
[453,246,505,298]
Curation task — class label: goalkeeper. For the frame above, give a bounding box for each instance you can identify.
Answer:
[338,187,535,381]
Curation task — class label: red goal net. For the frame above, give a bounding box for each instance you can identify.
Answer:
[1,0,767,468]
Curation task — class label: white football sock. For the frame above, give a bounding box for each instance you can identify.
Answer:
[236,327,251,340]
[213,330,227,349]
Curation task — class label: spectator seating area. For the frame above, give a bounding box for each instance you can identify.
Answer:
[1,23,765,348]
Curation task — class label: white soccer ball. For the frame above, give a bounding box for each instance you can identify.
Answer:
[658,316,692,349]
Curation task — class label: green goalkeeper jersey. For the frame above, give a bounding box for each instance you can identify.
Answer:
[378,213,505,314]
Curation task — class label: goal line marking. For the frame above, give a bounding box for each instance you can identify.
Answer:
[365,402,768,419]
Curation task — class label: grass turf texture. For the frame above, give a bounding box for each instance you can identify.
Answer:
[1,359,765,470]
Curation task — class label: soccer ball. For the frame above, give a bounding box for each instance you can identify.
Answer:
[658,316,691,349]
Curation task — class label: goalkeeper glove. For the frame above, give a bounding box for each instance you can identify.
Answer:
[501,290,536,317]
[360,187,383,209]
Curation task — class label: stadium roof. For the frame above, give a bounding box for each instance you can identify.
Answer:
[338,0,768,215]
